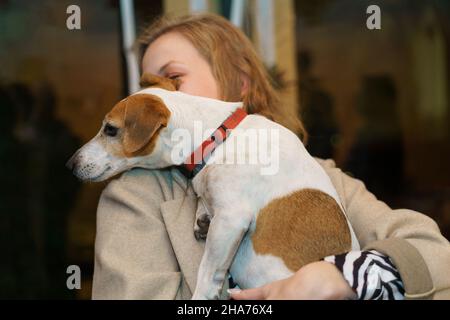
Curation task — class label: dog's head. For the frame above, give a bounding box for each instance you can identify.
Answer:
[66,74,179,181]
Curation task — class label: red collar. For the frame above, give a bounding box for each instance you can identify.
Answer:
[179,108,247,179]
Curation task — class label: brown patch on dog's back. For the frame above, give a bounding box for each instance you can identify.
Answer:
[252,189,351,272]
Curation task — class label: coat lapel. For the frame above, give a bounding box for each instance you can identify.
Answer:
[160,196,204,294]
[159,168,231,299]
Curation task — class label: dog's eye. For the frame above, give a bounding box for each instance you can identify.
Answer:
[104,124,118,137]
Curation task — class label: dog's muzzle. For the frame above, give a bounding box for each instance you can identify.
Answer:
[66,142,115,181]
[66,150,80,173]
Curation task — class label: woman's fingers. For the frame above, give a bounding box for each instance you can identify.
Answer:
[228,286,267,300]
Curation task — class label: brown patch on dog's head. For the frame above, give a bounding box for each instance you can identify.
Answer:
[140,73,180,91]
[104,93,171,157]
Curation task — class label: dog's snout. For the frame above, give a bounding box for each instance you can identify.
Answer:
[66,152,79,172]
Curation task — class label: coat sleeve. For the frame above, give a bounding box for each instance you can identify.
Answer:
[316,158,450,300]
[91,169,188,299]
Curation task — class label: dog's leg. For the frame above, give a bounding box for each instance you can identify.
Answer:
[194,197,211,241]
[192,211,251,300]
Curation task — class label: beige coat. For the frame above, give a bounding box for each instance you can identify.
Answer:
[92,158,450,300]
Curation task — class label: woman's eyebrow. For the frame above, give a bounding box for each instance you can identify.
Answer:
[158,61,178,74]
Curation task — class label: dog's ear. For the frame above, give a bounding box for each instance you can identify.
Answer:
[139,73,180,91]
[123,94,170,155]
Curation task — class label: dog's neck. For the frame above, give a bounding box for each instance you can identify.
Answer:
[134,88,243,168]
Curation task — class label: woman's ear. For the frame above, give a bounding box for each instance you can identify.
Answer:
[140,73,181,91]
[240,74,250,97]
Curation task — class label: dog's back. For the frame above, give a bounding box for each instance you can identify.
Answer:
[194,113,359,289]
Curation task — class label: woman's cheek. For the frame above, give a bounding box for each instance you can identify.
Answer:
[176,76,220,99]
[174,76,191,94]
[177,82,190,94]
[178,81,205,97]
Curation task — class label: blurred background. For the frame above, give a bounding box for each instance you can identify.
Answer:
[0,0,449,299]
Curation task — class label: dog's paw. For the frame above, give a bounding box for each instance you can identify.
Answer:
[194,213,211,241]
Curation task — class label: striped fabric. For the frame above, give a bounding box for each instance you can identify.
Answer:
[323,250,405,300]
[228,250,404,300]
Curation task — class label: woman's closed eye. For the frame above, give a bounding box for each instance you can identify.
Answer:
[166,73,183,80]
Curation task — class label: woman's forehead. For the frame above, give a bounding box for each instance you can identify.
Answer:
[143,32,199,72]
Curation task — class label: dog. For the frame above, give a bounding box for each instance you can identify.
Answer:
[67,73,360,300]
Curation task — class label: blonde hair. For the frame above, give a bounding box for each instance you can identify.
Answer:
[138,13,306,140]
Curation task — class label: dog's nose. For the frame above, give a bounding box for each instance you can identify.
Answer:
[66,153,78,172]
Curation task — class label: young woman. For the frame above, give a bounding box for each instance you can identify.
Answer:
[92,13,450,300]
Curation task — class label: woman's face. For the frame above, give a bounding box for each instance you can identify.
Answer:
[142,32,220,100]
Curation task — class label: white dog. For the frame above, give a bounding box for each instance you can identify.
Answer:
[67,74,359,300]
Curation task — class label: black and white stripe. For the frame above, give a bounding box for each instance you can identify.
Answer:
[323,250,405,300]
[227,250,404,300]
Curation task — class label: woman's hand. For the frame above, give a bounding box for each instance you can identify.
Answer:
[229,261,357,300]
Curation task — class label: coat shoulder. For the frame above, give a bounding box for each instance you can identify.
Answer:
[102,167,182,202]
[314,157,337,170]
